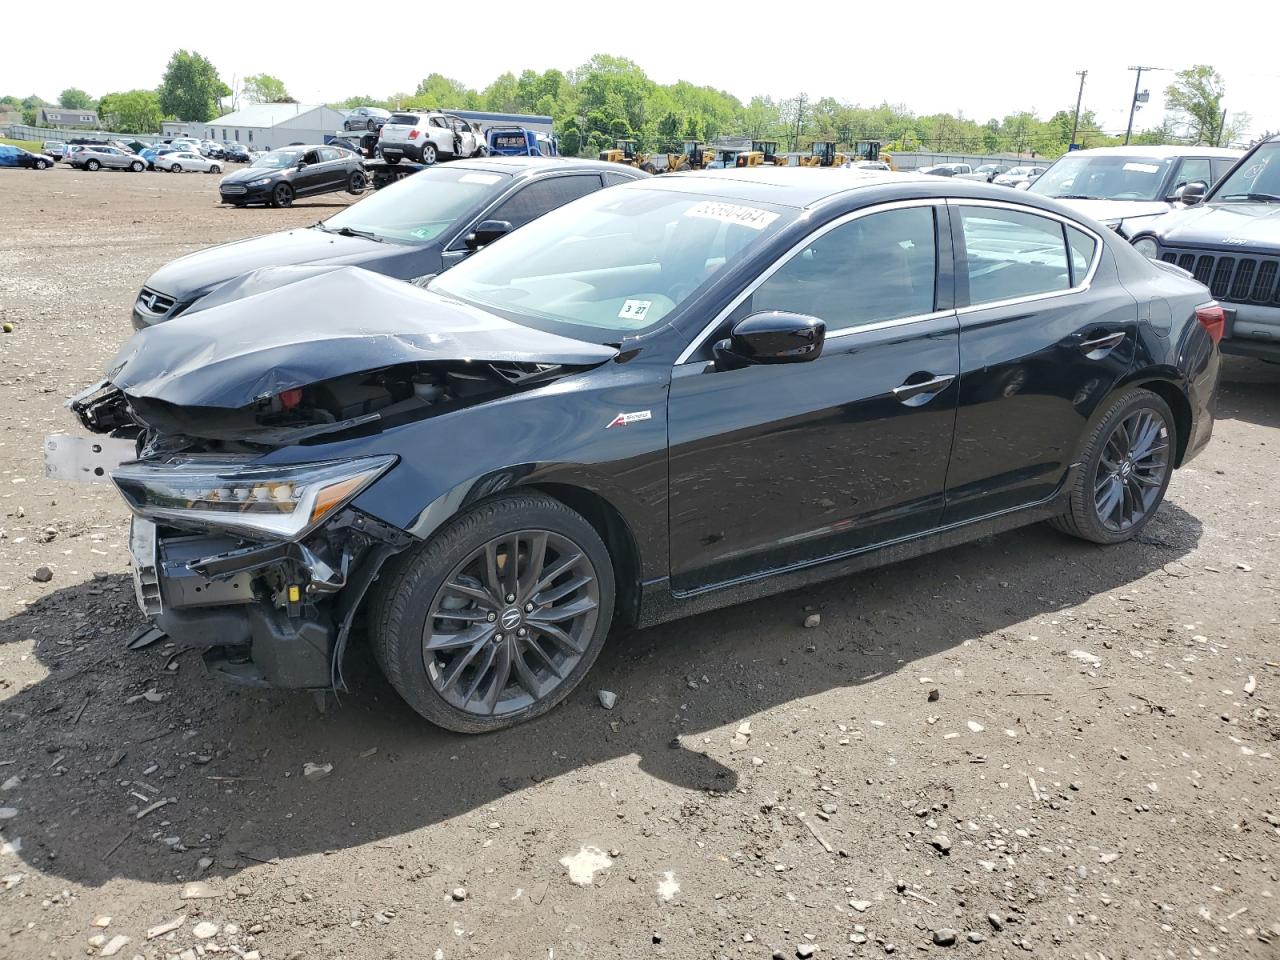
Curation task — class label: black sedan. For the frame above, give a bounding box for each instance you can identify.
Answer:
[58,169,1219,733]
[135,157,644,329]
[218,145,368,209]
[0,144,55,169]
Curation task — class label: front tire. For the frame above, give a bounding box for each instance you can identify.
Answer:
[170,163,182,173]
[270,182,294,208]
[209,164,221,174]
[130,161,143,172]
[371,492,616,733]
[1050,387,1175,544]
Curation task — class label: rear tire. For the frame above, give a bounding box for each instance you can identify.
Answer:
[85,159,100,171]
[370,492,615,733]
[1050,387,1176,544]
[421,143,437,165]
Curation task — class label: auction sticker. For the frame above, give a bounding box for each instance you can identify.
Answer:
[685,200,780,231]
[458,173,503,185]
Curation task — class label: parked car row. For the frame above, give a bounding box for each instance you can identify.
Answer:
[51,160,1221,735]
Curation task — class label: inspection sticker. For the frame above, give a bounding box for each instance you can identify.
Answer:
[1121,162,1161,174]
[458,173,503,184]
[685,200,779,231]
[618,299,652,322]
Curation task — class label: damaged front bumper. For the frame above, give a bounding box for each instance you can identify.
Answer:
[124,509,411,689]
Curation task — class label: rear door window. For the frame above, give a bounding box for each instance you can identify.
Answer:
[958,207,1072,305]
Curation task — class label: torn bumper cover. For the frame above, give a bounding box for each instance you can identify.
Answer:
[129,509,411,688]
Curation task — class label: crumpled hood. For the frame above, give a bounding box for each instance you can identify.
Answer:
[1052,198,1172,225]
[1148,201,1280,254]
[107,266,617,409]
[144,226,391,301]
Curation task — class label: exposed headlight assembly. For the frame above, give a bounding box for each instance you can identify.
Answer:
[111,456,395,540]
[247,176,275,187]
[1132,237,1160,260]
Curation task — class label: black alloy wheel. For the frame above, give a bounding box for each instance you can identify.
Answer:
[423,530,602,718]
[371,492,615,733]
[348,170,367,194]
[1051,388,1175,544]
[271,182,294,208]
[1093,409,1170,534]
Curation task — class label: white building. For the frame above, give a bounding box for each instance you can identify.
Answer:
[187,103,348,149]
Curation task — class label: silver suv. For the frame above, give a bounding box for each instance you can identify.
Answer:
[69,145,145,172]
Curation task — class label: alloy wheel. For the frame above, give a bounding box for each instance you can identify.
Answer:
[1093,408,1170,533]
[423,529,601,717]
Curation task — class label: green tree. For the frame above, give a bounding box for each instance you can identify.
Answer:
[242,74,292,103]
[97,90,164,134]
[482,72,520,113]
[413,73,478,110]
[1164,65,1229,144]
[59,87,94,110]
[334,94,380,109]
[158,50,231,122]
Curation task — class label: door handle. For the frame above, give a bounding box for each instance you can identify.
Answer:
[892,373,956,406]
[1078,331,1125,356]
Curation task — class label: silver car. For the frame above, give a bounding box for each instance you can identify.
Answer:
[69,145,146,172]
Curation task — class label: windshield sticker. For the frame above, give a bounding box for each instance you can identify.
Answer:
[618,299,652,323]
[458,173,503,185]
[685,200,780,231]
[1122,162,1161,174]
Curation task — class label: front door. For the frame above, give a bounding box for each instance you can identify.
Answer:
[667,202,961,592]
[942,200,1136,522]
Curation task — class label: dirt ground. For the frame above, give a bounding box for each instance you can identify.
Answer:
[1,163,1278,960]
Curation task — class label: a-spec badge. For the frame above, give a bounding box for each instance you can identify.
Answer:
[606,410,652,429]
[1223,237,1249,245]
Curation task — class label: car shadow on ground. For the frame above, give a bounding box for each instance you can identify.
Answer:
[0,501,1201,887]
[1218,356,1280,429]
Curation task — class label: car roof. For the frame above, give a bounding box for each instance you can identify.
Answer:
[445,156,644,179]
[622,166,1094,220]
[1060,144,1244,158]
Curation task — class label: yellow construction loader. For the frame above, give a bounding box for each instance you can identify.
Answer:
[664,141,712,172]
[799,141,848,167]
[735,140,788,167]
[599,139,658,173]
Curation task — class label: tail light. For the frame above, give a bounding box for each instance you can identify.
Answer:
[408,129,420,140]
[1195,302,1225,344]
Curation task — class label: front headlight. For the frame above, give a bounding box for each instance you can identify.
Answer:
[1132,237,1159,260]
[247,176,275,187]
[111,456,395,540]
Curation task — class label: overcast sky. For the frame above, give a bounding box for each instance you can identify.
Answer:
[4,3,1276,141]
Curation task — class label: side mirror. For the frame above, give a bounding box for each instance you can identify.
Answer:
[714,312,825,368]
[296,160,308,169]
[464,219,513,250]
[1180,181,1208,206]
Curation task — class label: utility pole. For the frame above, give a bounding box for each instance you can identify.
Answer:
[790,93,808,152]
[1124,66,1161,145]
[1070,70,1087,148]
[1216,108,1228,147]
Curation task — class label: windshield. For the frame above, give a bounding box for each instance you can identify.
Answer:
[431,187,796,341]
[1030,154,1174,201]
[1213,142,1280,201]
[252,150,304,169]
[323,166,511,244]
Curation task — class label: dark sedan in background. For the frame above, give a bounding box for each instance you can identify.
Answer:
[218,145,367,208]
[0,144,55,169]
[59,168,1219,733]
[137,157,644,328]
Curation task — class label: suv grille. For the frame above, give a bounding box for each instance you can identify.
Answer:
[135,287,177,318]
[1161,248,1280,306]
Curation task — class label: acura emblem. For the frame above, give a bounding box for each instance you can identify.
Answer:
[500,608,522,630]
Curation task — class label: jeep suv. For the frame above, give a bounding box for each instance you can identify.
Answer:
[1130,136,1280,361]
[378,111,483,165]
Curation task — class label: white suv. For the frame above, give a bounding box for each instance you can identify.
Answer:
[379,111,483,165]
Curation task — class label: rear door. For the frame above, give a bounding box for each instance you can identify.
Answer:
[943,200,1135,522]
[667,201,961,591]
[317,147,347,189]
[294,149,326,194]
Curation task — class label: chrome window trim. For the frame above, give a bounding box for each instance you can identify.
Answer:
[946,198,1103,314]
[674,198,941,365]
